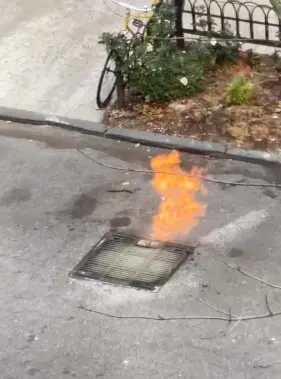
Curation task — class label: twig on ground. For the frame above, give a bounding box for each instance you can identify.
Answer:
[78,149,281,189]
[78,304,230,321]
[265,294,274,316]
[224,262,281,290]
[106,189,137,194]
[187,291,235,317]
[228,307,233,325]
[223,318,242,336]
[79,296,281,323]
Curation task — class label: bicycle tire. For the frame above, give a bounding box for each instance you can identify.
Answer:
[96,51,116,109]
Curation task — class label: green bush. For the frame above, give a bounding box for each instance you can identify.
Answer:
[211,30,241,64]
[125,42,205,101]
[99,37,210,102]
[195,9,241,65]
[226,76,256,105]
[125,4,205,101]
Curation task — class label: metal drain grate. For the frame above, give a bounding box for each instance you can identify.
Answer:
[70,232,193,290]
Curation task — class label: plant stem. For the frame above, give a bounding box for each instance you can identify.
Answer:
[116,70,125,108]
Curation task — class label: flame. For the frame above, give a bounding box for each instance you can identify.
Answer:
[150,150,207,242]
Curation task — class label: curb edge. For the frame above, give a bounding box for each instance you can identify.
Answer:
[0,106,280,166]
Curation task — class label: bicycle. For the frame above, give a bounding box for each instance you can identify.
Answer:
[96,0,163,109]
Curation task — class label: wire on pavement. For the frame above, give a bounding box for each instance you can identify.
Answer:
[78,149,281,189]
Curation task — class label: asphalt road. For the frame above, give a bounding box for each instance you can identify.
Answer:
[0,0,277,122]
[1,121,281,379]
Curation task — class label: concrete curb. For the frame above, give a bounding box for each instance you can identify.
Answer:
[1,106,281,165]
[225,148,281,165]
[106,127,226,157]
[0,106,106,135]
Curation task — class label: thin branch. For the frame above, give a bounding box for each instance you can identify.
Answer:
[79,296,281,322]
[187,291,235,317]
[223,318,242,336]
[78,304,231,321]
[224,262,281,290]
[78,149,281,189]
[235,311,281,321]
[189,293,239,339]
[228,307,233,325]
[265,295,274,316]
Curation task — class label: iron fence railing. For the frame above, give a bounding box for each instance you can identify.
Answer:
[174,0,281,47]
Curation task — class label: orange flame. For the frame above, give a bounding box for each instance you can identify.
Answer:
[150,150,207,242]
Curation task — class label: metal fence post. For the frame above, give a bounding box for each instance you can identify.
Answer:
[174,0,185,49]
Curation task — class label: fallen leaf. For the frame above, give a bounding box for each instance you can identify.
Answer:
[227,126,247,139]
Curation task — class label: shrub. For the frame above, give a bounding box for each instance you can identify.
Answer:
[226,76,256,105]
[211,30,241,64]
[126,46,205,101]
[185,40,216,68]
[195,10,241,65]
[126,4,206,101]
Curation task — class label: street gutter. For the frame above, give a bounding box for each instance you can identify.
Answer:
[0,105,280,166]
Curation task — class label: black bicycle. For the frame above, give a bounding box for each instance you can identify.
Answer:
[96,0,162,109]
[96,50,117,109]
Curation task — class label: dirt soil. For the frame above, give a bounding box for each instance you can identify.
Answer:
[104,55,281,152]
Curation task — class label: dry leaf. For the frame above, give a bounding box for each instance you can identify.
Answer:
[227,126,246,139]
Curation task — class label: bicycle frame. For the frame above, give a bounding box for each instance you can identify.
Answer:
[117,0,162,39]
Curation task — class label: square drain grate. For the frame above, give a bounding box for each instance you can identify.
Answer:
[70,232,193,291]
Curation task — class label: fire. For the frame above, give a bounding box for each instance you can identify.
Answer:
[150,150,207,242]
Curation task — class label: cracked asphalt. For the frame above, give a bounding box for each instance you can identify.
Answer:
[1,121,281,378]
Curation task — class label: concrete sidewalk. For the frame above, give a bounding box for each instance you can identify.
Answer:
[0,0,125,121]
[1,121,281,378]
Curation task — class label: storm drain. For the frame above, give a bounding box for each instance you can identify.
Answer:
[70,232,193,291]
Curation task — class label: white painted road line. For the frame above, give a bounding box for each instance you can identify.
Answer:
[200,209,269,247]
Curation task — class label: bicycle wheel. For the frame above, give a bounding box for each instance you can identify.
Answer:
[96,51,116,109]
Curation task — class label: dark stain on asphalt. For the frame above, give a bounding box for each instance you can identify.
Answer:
[219,183,231,191]
[228,248,245,258]
[26,334,36,344]
[0,187,31,205]
[71,194,97,219]
[263,189,278,199]
[0,125,88,150]
[107,189,136,194]
[27,368,41,376]
[110,216,131,228]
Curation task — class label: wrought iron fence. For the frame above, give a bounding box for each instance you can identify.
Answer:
[174,0,281,47]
